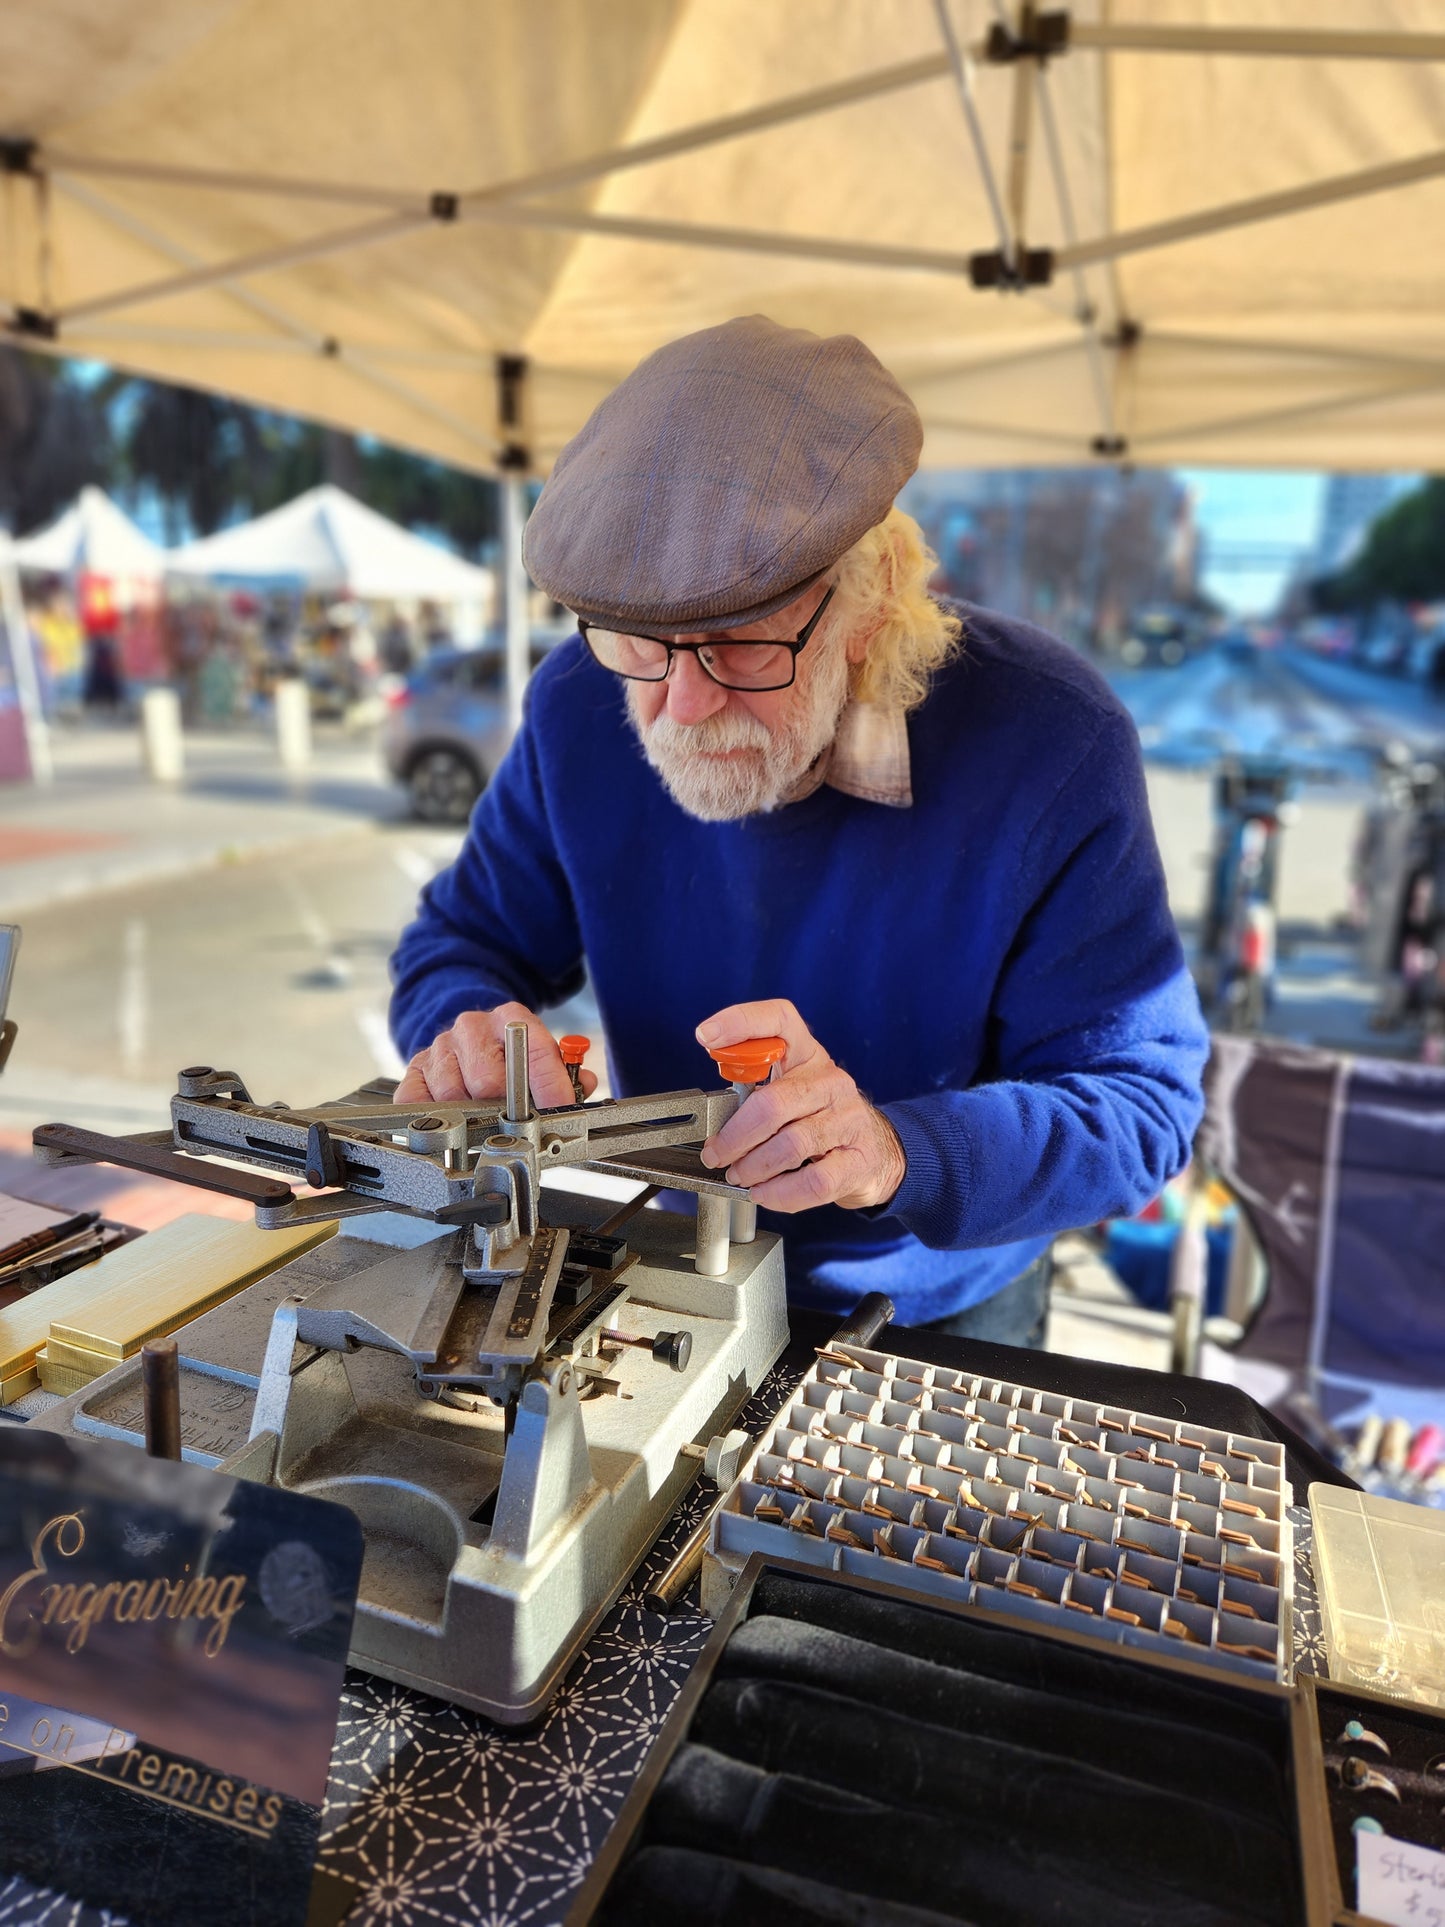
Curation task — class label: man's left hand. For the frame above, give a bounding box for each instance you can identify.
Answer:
[696,999,906,1212]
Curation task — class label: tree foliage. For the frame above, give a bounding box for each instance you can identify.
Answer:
[1312,476,1445,610]
[0,349,499,556]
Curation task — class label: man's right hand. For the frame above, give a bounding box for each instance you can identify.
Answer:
[393,1003,597,1108]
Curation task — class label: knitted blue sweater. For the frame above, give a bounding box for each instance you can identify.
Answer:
[389,605,1208,1324]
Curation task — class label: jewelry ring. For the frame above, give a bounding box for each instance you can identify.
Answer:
[1338,1719,1391,1758]
[1340,1756,1401,1802]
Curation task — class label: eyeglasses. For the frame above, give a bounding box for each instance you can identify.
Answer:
[578,584,835,693]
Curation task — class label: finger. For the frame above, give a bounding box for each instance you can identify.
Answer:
[695,999,821,1074]
[578,1068,600,1098]
[422,1044,468,1102]
[747,1147,856,1214]
[702,1066,844,1168]
[525,1019,578,1108]
[723,1106,838,1189]
[393,1060,431,1104]
[450,1022,506,1099]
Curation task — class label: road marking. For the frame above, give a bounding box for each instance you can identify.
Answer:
[283,875,352,986]
[355,1009,404,1078]
[118,918,146,1074]
[391,848,436,887]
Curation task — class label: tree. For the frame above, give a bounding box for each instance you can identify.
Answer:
[1311,477,1445,609]
[0,349,113,533]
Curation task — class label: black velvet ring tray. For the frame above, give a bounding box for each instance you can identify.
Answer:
[567,1553,1340,1927]
[1299,1674,1445,1926]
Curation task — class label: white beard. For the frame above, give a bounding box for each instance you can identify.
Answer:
[627,638,851,822]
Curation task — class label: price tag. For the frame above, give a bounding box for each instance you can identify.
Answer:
[1358,1829,1445,1927]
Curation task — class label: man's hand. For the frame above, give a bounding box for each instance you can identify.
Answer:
[394,1003,598,1108]
[696,999,906,1212]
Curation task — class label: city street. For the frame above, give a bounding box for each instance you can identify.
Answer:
[1,637,1440,1154]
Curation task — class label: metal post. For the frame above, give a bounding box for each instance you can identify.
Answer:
[275,675,312,771]
[730,1200,757,1244]
[694,1192,731,1277]
[0,549,52,784]
[141,685,185,783]
[503,476,530,737]
[503,1020,532,1125]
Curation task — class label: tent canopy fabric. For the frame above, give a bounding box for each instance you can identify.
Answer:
[167,484,494,601]
[9,486,165,578]
[2,2,1445,474]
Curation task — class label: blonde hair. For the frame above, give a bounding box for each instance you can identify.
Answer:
[830,507,962,713]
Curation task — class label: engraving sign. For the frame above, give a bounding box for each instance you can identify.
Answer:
[0,1429,362,1926]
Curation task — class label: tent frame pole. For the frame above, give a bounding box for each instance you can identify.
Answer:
[1058,146,1445,271]
[49,176,501,459]
[1071,23,1445,61]
[0,555,53,786]
[502,479,529,738]
[57,209,432,326]
[932,0,1015,266]
[1128,368,1445,452]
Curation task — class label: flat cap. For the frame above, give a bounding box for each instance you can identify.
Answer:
[523,315,922,632]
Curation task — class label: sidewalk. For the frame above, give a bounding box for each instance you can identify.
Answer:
[0,718,405,916]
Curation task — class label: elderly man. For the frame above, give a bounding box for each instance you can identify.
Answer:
[389,316,1208,1347]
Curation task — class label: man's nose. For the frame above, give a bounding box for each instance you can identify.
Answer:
[665,649,730,726]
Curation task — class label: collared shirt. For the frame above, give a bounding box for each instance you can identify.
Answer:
[782,695,914,810]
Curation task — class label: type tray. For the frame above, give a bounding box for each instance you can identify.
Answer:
[709,1341,1294,1682]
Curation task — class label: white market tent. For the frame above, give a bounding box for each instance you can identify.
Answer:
[168,484,495,604]
[9,486,165,579]
[2,2,1445,478]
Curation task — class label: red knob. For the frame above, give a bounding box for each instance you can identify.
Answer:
[707,1035,787,1085]
[559,1034,591,1068]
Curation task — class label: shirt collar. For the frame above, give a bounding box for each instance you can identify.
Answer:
[780,693,913,810]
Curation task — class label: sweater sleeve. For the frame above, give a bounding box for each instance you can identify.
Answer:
[878,711,1208,1249]
[388,708,585,1060]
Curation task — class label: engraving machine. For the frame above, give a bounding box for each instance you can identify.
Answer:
[31,1026,789,1723]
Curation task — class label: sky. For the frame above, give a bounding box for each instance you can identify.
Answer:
[1178,468,1327,618]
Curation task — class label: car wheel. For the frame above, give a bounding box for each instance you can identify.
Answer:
[408,748,483,824]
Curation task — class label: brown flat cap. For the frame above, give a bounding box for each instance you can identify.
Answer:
[523,315,922,632]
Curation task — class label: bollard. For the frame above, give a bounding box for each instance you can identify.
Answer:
[275,676,312,772]
[140,686,184,783]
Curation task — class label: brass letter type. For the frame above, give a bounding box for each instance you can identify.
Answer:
[136,1753,161,1789]
[209,1777,234,1815]
[234,1785,257,1824]
[53,1724,74,1760]
[261,1793,283,1832]
[0,1699,9,1731]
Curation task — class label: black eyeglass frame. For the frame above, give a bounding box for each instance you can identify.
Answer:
[577,583,836,693]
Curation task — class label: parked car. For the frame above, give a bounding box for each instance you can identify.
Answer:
[381,647,511,822]
[1118,608,1196,668]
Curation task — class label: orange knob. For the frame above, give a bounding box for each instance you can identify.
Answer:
[558,1034,591,1067]
[708,1035,787,1086]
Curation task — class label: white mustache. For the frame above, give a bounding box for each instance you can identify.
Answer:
[640,707,774,760]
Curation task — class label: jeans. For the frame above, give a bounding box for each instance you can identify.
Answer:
[921,1251,1052,1350]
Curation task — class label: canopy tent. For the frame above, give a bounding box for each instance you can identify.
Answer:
[2,1,1445,477]
[9,486,164,579]
[167,484,494,604]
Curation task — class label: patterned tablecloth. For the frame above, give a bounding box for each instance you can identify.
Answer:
[0,1372,1331,1927]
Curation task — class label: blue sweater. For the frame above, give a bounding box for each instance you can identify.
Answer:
[390,605,1208,1324]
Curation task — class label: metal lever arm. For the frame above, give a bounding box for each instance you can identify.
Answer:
[32,1121,296,1209]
